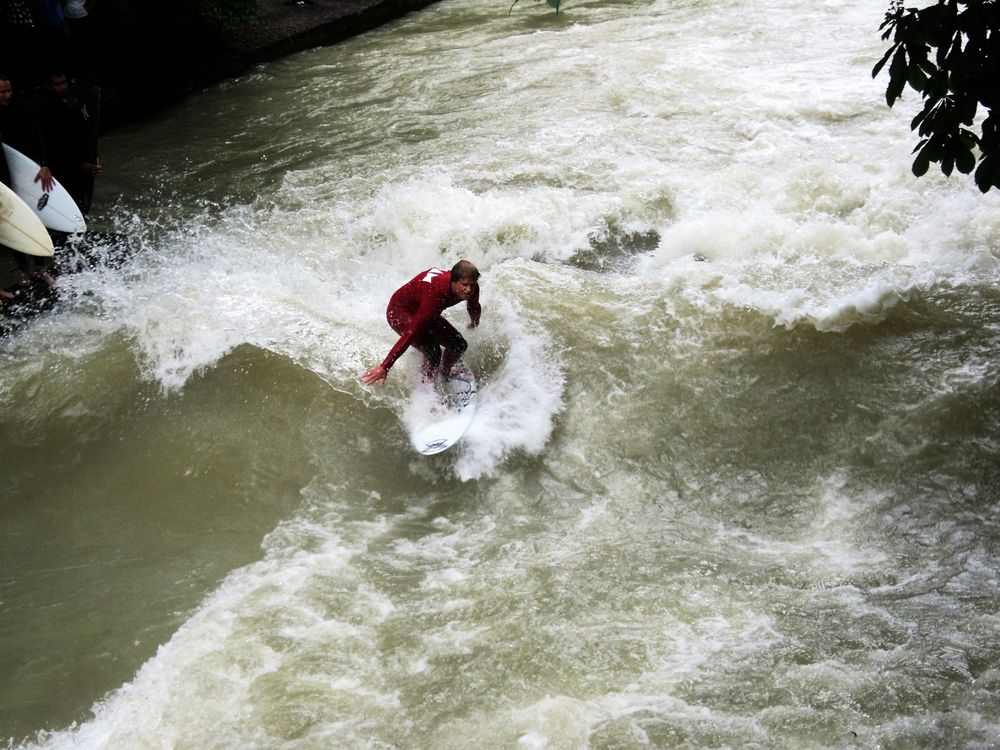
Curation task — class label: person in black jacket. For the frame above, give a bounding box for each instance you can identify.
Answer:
[35,70,99,213]
[0,73,54,293]
[0,73,54,190]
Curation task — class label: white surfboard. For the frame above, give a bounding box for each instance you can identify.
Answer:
[3,144,86,234]
[0,180,54,257]
[409,364,477,455]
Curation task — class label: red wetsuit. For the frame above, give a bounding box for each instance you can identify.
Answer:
[380,267,481,373]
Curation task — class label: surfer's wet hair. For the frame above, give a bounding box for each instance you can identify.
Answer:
[451,260,480,281]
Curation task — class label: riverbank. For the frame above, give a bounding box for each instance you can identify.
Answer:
[95,0,442,129]
[234,0,442,64]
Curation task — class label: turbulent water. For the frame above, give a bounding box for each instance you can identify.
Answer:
[3,0,1000,746]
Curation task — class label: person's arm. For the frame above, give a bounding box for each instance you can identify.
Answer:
[362,295,442,386]
[467,283,481,328]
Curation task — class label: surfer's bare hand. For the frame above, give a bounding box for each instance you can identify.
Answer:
[361,365,387,386]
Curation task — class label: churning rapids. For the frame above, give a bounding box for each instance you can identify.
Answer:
[3,0,1000,747]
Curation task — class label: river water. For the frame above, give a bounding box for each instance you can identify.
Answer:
[3,0,1000,746]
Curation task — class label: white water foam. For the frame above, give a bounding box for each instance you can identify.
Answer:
[16,502,401,750]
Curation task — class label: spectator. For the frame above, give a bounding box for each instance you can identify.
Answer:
[0,73,54,190]
[0,74,54,288]
[63,0,98,85]
[36,69,99,214]
[33,0,69,76]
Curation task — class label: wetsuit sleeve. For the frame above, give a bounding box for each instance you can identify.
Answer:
[379,293,444,372]
[467,284,481,327]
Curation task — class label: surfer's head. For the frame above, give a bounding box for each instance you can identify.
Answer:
[451,260,479,282]
[450,260,479,300]
[0,75,12,107]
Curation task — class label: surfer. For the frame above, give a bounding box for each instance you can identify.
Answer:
[361,260,481,386]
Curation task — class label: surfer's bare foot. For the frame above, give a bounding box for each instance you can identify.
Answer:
[420,361,439,384]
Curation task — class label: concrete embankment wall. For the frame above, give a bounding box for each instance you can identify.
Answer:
[84,0,442,129]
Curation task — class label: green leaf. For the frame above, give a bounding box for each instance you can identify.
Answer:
[872,44,897,78]
[907,63,928,89]
[975,154,1000,193]
[942,152,956,176]
[886,47,908,106]
[913,142,932,177]
[958,129,980,151]
[955,146,976,174]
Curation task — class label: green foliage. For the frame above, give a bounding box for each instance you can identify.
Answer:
[185,0,259,30]
[509,0,562,15]
[873,0,999,193]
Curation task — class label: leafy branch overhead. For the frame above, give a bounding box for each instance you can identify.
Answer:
[873,0,999,193]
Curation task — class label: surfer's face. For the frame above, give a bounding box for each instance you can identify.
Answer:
[451,276,476,300]
[0,81,11,107]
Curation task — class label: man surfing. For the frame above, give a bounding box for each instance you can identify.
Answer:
[361,260,481,386]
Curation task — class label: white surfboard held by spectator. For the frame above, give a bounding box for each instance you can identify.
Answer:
[0,180,54,257]
[3,144,87,234]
